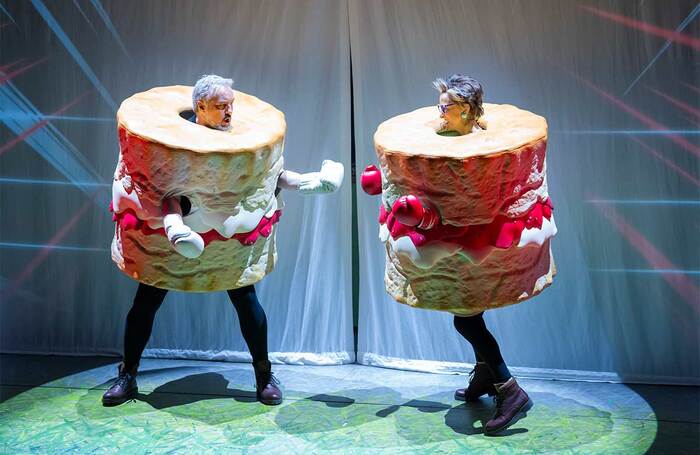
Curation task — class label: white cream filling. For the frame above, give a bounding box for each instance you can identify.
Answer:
[112,178,282,237]
[112,178,143,215]
[380,224,460,269]
[380,213,557,268]
[518,214,557,248]
[379,223,390,242]
[199,196,278,238]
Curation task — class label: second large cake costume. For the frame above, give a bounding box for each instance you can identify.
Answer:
[362,84,557,316]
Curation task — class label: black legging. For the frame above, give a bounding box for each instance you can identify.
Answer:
[122,283,269,370]
[454,313,512,383]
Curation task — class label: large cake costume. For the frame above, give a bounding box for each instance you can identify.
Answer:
[111,85,286,291]
[362,101,557,316]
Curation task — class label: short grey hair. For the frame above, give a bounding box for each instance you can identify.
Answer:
[192,74,234,111]
[433,74,484,120]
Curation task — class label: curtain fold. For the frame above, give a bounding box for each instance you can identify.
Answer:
[0,0,354,365]
[1,0,697,383]
[351,0,699,383]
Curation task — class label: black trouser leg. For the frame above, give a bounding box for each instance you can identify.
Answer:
[227,285,269,364]
[122,283,168,370]
[454,313,512,382]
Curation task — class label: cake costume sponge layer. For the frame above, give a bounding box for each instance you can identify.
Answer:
[110,85,285,291]
[366,102,557,315]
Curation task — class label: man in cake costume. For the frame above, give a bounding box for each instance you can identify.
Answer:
[361,75,556,435]
[103,75,344,407]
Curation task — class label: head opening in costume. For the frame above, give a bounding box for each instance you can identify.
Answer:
[192,74,235,131]
[433,74,485,135]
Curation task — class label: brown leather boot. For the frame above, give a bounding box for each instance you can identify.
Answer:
[454,362,496,402]
[102,362,138,406]
[254,360,282,405]
[484,377,533,436]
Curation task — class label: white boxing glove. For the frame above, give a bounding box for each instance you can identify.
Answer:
[163,213,205,259]
[299,160,345,194]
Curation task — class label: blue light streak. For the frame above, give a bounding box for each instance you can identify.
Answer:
[0,112,114,123]
[0,242,108,252]
[89,0,132,61]
[591,268,700,275]
[71,0,97,34]
[0,80,110,206]
[0,177,110,187]
[30,0,117,111]
[0,1,16,25]
[623,4,700,96]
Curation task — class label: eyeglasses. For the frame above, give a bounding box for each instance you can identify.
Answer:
[437,103,456,114]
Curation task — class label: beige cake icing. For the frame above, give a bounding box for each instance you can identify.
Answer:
[110,85,286,291]
[374,103,557,316]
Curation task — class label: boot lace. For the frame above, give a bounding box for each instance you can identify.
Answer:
[467,367,476,384]
[113,372,132,391]
[268,372,280,386]
[493,393,505,413]
[257,371,280,389]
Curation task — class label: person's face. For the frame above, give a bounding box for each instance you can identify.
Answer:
[438,92,468,131]
[196,87,235,131]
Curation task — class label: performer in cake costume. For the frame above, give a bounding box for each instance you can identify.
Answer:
[103,75,344,406]
[361,75,556,435]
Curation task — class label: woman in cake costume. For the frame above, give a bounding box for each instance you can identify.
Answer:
[361,75,556,435]
[103,75,344,407]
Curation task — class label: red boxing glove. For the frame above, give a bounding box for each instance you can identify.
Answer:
[259,218,273,238]
[392,195,423,226]
[386,211,397,236]
[542,197,553,219]
[494,220,525,249]
[120,211,141,231]
[392,195,439,230]
[361,165,382,195]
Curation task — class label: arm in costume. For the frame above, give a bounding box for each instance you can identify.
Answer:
[162,196,205,258]
[278,160,344,194]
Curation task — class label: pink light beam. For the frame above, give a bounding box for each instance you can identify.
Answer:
[580,5,700,50]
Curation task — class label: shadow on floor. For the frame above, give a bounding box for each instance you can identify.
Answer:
[274,388,618,451]
[627,383,700,454]
[110,370,614,450]
[4,355,690,452]
[139,372,258,408]
[0,354,117,403]
[75,371,271,425]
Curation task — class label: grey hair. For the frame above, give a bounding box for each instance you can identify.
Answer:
[192,74,234,111]
[433,74,484,120]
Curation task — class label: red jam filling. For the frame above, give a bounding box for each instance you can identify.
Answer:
[380,198,553,262]
[109,202,282,247]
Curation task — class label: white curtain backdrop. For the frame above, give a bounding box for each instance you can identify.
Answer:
[0,0,353,365]
[351,0,699,384]
[1,0,697,384]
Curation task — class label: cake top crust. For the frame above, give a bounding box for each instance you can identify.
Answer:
[374,103,547,158]
[117,85,286,153]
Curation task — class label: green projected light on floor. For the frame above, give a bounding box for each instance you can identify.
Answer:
[0,360,659,454]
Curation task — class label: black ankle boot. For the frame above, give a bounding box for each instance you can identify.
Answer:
[485,377,533,436]
[253,360,282,406]
[454,362,496,402]
[102,362,138,406]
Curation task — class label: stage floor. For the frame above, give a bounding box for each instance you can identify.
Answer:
[0,354,697,454]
